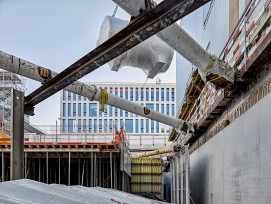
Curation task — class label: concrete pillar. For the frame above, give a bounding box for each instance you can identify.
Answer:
[10,89,24,180]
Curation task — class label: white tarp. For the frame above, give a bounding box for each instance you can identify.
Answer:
[97,16,174,79]
[0,179,167,204]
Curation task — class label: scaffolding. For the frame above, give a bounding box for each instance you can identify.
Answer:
[0,70,26,135]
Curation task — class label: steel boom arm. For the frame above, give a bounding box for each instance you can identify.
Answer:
[0,51,187,132]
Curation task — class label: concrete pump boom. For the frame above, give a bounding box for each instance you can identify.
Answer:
[0,51,189,132]
[112,0,236,83]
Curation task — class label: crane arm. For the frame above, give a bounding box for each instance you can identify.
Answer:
[0,51,192,133]
[112,0,236,83]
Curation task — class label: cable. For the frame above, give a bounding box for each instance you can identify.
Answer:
[112,5,118,17]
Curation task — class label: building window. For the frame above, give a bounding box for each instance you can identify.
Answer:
[136,119,139,133]
[125,87,128,100]
[115,107,118,117]
[146,88,149,101]
[94,119,97,133]
[109,106,113,117]
[146,119,149,133]
[135,88,139,101]
[104,105,108,116]
[146,103,154,110]
[151,88,154,101]
[156,104,159,112]
[68,119,73,133]
[120,109,123,117]
[73,103,76,117]
[141,88,144,101]
[63,103,66,117]
[151,120,154,133]
[115,87,118,96]
[114,119,118,130]
[172,104,175,117]
[68,92,71,101]
[130,87,133,101]
[156,88,159,101]
[110,87,113,94]
[63,91,66,101]
[89,119,92,133]
[125,119,133,133]
[83,119,86,133]
[78,103,81,117]
[78,95,81,101]
[104,119,108,133]
[125,111,128,117]
[141,119,144,133]
[73,93,76,101]
[120,119,124,128]
[78,119,81,133]
[161,88,164,101]
[68,103,71,117]
[84,97,87,101]
[63,119,66,133]
[109,119,113,133]
[120,87,123,98]
[89,103,97,117]
[166,88,169,101]
[156,122,159,133]
[166,104,170,115]
[99,119,102,133]
[83,103,87,117]
[161,104,164,114]
[171,88,175,101]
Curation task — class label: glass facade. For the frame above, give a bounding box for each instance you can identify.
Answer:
[89,103,97,117]
[78,103,81,117]
[125,119,133,133]
[61,84,175,136]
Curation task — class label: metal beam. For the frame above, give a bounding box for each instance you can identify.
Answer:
[24,0,210,107]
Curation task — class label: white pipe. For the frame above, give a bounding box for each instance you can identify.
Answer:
[112,0,235,82]
[0,51,186,131]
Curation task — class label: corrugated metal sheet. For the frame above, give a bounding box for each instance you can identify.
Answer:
[0,179,167,204]
[131,158,162,199]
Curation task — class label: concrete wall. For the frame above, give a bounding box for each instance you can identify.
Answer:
[190,91,271,204]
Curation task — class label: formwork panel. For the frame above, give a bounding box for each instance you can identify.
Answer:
[131,158,162,199]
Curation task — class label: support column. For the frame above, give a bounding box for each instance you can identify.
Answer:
[24,152,27,178]
[110,152,113,189]
[68,152,71,186]
[38,157,41,182]
[10,89,24,180]
[46,152,48,184]
[1,152,4,182]
[58,156,61,184]
[185,145,190,204]
[78,157,81,185]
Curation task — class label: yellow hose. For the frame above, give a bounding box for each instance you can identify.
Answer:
[99,89,108,112]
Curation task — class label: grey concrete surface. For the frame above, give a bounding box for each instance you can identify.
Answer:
[190,91,271,204]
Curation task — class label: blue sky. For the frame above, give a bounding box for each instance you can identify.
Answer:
[0,0,176,125]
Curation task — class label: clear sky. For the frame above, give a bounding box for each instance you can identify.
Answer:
[0,0,176,125]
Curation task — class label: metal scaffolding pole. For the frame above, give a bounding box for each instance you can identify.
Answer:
[10,89,24,180]
[1,152,4,182]
[110,152,113,189]
[78,157,81,185]
[24,152,27,178]
[68,152,71,186]
[46,152,48,184]
[38,158,41,182]
[90,152,93,187]
[58,156,61,184]
[94,152,96,186]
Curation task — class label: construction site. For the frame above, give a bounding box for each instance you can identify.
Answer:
[0,0,271,203]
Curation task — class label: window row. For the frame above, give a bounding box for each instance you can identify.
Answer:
[62,87,175,102]
[62,103,175,117]
[62,119,170,134]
